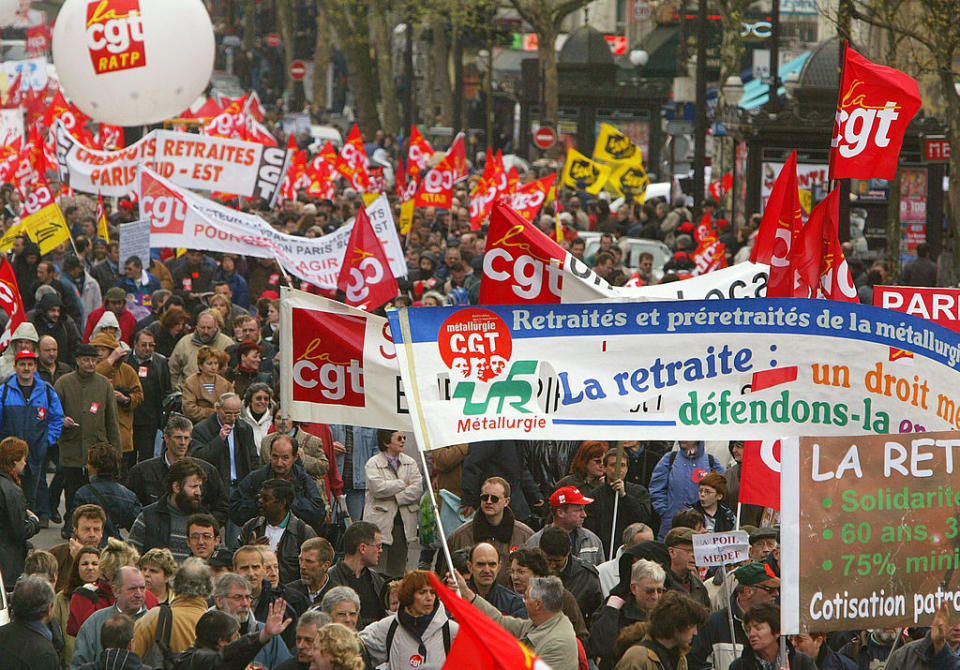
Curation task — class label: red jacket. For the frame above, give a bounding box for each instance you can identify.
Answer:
[83,305,137,344]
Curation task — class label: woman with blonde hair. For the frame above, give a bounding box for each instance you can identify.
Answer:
[312,623,365,670]
[182,345,234,422]
[0,436,40,585]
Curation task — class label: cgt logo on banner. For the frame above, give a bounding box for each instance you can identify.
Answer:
[389,298,960,450]
[86,0,146,75]
[829,46,922,180]
[280,288,412,430]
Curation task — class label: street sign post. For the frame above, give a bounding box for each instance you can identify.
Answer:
[533,125,557,150]
[289,60,307,81]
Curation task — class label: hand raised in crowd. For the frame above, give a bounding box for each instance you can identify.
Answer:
[259,598,293,642]
[219,422,233,441]
[108,345,125,364]
[69,536,83,558]
[608,477,626,496]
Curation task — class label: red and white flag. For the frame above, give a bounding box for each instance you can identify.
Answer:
[740,440,780,510]
[333,124,370,191]
[407,125,434,178]
[337,206,398,311]
[0,257,26,351]
[829,45,921,180]
[414,136,464,209]
[507,173,556,223]
[789,187,857,301]
[751,151,802,298]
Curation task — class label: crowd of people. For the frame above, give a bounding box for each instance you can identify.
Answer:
[0,124,944,670]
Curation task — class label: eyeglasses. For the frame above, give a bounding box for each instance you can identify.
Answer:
[480,494,501,503]
[757,585,780,594]
[362,541,383,550]
[189,532,215,541]
[642,587,666,595]
[225,593,252,602]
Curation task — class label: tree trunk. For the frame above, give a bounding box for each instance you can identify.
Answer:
[242,0,256,50]
[885,170,902,278]
[431,14,454,127]
[312,2,331,111]
[275,0,300,109]
[537,25,558,125]
[369,0,400,136]
[328,2,381,137]
[452,26,464,135]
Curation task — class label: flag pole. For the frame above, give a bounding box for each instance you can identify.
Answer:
[609,443,625,557]
[735,502,742,531]
[396,307,459,588]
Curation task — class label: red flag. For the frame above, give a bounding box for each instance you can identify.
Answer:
[407,125,434,178]
[740,440,780,509]
[506,167,521,194]
[3,72,22,108]
[0,257,26,352]
[447,132,469,182]
[25,24,50,57]
[426,573,545,670]
[414,152,457,208]
[334,124,370,191]
[337,206,398,311]
[193,97,224,120]
[394,158,407,200]
[751,151,802,298]
[21,178,55,216]
[790,188,857,301]
[507,174,556,223]
[829,46,921,180]
[469,148,499,229]
[317,141,338,166]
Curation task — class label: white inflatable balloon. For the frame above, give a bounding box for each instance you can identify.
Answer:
[52,0,215,126]
[0,0,27,27]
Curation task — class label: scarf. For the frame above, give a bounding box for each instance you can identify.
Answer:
[397,603,438,659]
[472,505,517,545]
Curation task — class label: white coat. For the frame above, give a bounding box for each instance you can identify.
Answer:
[360,606,457,669]
[363,450,423,545]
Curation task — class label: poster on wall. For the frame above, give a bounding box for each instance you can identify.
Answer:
[900,168,928,263]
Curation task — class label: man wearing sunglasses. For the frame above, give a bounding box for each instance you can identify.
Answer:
[447,477,534,585]
[687,562,781,670]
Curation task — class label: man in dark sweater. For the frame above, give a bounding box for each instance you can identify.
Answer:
[325,521,386,628]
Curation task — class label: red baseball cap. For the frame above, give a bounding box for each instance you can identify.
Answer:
[15,350,37,361]
[549,486,593,507]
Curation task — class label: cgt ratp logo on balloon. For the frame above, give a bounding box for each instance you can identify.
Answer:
[53,0,215,126]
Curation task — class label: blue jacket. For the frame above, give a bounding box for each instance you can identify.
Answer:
[0,372,64,471]
[230,461,327,529]
[115,272,161,307]
[73,476,142,539]
[648,443,724,540]
[215,270,250,309]
[330,425,380,490]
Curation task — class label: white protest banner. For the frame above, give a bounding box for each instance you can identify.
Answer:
[388,298,960,449]
[55,121,290,202]
[118,219,152,268]
[280,288,412,430]
[138,167,405,289]
[781,430,960,633]
[693,531,750,567]
[481,202,767,305]
[0,108,24,144]
[2,57,48,91]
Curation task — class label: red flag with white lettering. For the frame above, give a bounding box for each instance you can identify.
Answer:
[751,151,802,298]
[407,125,434,178]
[829,45,921,180]
[0,257,25,351]
[333,124,370,191]
[336,206,398,311]
[790,187,857,301]
[740,440,780,509]
[507,174,556,223]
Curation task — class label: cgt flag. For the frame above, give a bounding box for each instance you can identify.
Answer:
[0,257,26,351]
[740,440,780,509]
[751,151,802,298]
[560,149,611,195]
[790,187,857,302]
[427,573,550,670]
[337,205,399,311]
[829,45,921,180]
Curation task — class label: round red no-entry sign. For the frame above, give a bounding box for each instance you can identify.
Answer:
[289,60,307,81]
[533,125,557,150]
[266,33,281,48]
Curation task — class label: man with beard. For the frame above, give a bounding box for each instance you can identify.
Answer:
[210,572,292,669]
[168,309,234,390]
[129,457,207,561]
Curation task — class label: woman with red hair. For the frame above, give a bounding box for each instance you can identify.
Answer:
[557,441,610,492]
[0,436,40,584]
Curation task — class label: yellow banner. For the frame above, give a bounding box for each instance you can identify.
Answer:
[0,203,71,255]
[399,199,415,235]
[561,149,611,195]
[609,158,650,201]
[593,123,642,164]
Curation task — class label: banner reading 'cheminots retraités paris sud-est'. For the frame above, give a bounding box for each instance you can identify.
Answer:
[388,298,960,449]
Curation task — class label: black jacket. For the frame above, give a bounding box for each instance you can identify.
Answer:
[230,461,327,530]
[172,631,265,670]
[326,560,386,629]
[729,645,817,670]
[559,555,602,623]
[77,649,151,670]
[283,579,332,614]
[461,440,543,523]
[239,512,318,585]
[590,595,649,670]
[689,501,737,533]
[585,480,654,558]
[251,580,300,650]
[124,351,171,430]
[32,311,83,367]
[190,414,259,493]
[124,454,229,525]
[0,620,60,670]
[0,470,40,585]
[687,593,749,670]
[667,568,711,608]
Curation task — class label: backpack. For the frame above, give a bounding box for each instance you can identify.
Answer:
[144,602,179,670]
[385,618,452,663]
[667,449,720,473]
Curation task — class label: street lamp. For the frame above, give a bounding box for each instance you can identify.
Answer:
[629,49,649,67]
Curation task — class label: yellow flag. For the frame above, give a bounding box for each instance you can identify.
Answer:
[561,149,611,195]
[96,192,111,243]
[593,123,642,164]
[0,203,71,255]
[609,158,650,202]
[362,192,379,207]
[399,199,415,235]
